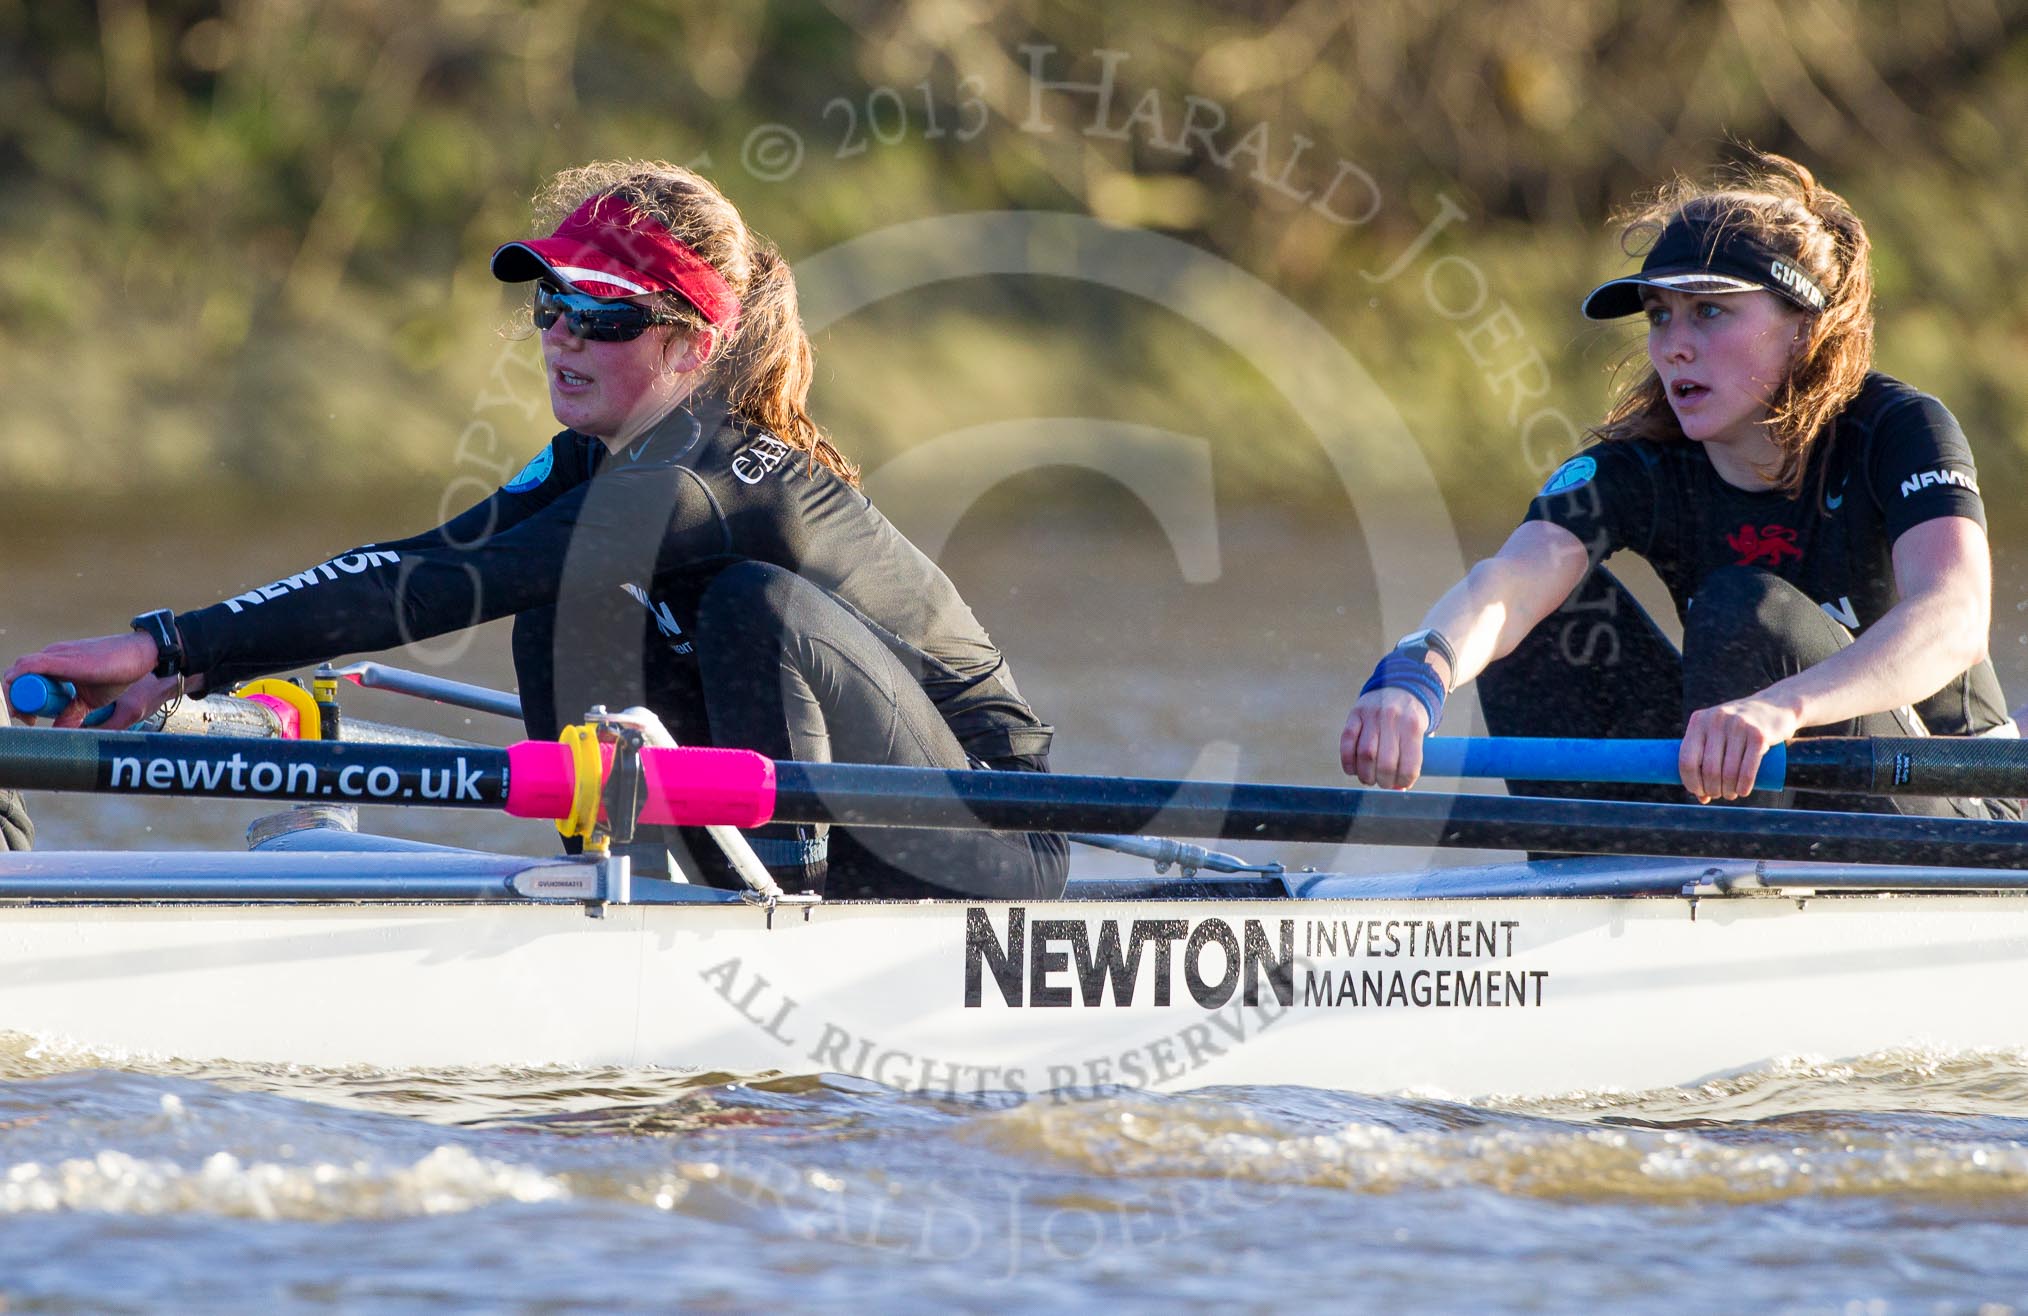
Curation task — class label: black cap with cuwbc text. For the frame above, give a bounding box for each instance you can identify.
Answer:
[1582,213,1829,320]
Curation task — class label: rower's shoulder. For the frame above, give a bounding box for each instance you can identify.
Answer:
[1581,436,1675,478]
[1836,371,1958,436]
[505,428,598,489]
[619,409,784,481]
[1530,439,1671,503]
[706,415,869,504]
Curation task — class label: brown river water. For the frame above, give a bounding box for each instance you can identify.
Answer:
[7,498,2028,1310]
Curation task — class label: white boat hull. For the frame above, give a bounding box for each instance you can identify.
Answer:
[3,879,2025,1097]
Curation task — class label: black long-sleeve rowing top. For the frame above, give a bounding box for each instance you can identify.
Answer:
[174,401,1054,762]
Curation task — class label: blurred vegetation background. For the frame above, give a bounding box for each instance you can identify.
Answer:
[6,0,2028,528]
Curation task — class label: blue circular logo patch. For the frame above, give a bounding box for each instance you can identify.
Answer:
[503,446,554,493]
[1538,455,1597,496]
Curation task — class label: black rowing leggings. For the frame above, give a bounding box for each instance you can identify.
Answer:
[513,562,1068,900]
[1476,564,2017,819]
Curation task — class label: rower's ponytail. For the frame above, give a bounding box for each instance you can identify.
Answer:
[720,237,859,486]
[530,160,859,487]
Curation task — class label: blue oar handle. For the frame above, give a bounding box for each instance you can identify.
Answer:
[1421,737,1788,792]
[7,675,116,728]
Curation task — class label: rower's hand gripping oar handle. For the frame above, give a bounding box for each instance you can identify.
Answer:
[7,675,115,728]
[11,675,322,738]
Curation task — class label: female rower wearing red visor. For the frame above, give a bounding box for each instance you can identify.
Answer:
[3,160,1067,900]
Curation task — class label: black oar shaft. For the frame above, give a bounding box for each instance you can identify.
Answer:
[0,728,512,808]
[4,727,2025,871]
[1785,737,2028,798]
[772,762,2028,869]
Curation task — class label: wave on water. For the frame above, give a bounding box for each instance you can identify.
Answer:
[962,1047,2028,1205]
[0,1141,564,1220]
[972,1085,2028,1205]
[1493,1044,2028,1123]
[0,1029,749,1125]
[10,1030,2028,1217]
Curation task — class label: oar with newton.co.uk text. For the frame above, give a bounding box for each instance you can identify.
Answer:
[10,665,1273,876]
[3,725,2028,870]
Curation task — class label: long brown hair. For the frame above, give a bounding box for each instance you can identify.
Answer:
[530,160,860,486]
[1592,152,1875,495]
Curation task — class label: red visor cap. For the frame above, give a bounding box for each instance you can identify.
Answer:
[490,195,742,331]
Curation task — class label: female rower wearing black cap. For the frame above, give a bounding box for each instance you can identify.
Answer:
[3,160,1069,898]
[1341,151,2018,816]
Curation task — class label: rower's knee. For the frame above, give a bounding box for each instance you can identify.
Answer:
[1687,567,1839,653]
[1683,566,1848,707]
[1687,565,1811,634]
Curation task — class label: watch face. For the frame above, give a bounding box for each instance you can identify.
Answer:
[132,610,182,677]
[1395,629,1452,666]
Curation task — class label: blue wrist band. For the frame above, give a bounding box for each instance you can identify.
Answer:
[1360,653,1448,734]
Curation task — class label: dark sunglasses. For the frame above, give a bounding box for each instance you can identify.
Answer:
[532,283,673,342]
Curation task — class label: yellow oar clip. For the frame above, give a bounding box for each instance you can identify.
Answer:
[554,722,605,846]
[231,679,322,741]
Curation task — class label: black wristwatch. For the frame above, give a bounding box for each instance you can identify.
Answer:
[1392,628,1456,680]
[130,609,186,679]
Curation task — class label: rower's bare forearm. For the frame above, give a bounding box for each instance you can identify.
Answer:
[1415,563,1521,689]
[1416,546,1585,690]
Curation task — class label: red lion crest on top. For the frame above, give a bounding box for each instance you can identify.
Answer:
[1726,523,1803,567]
